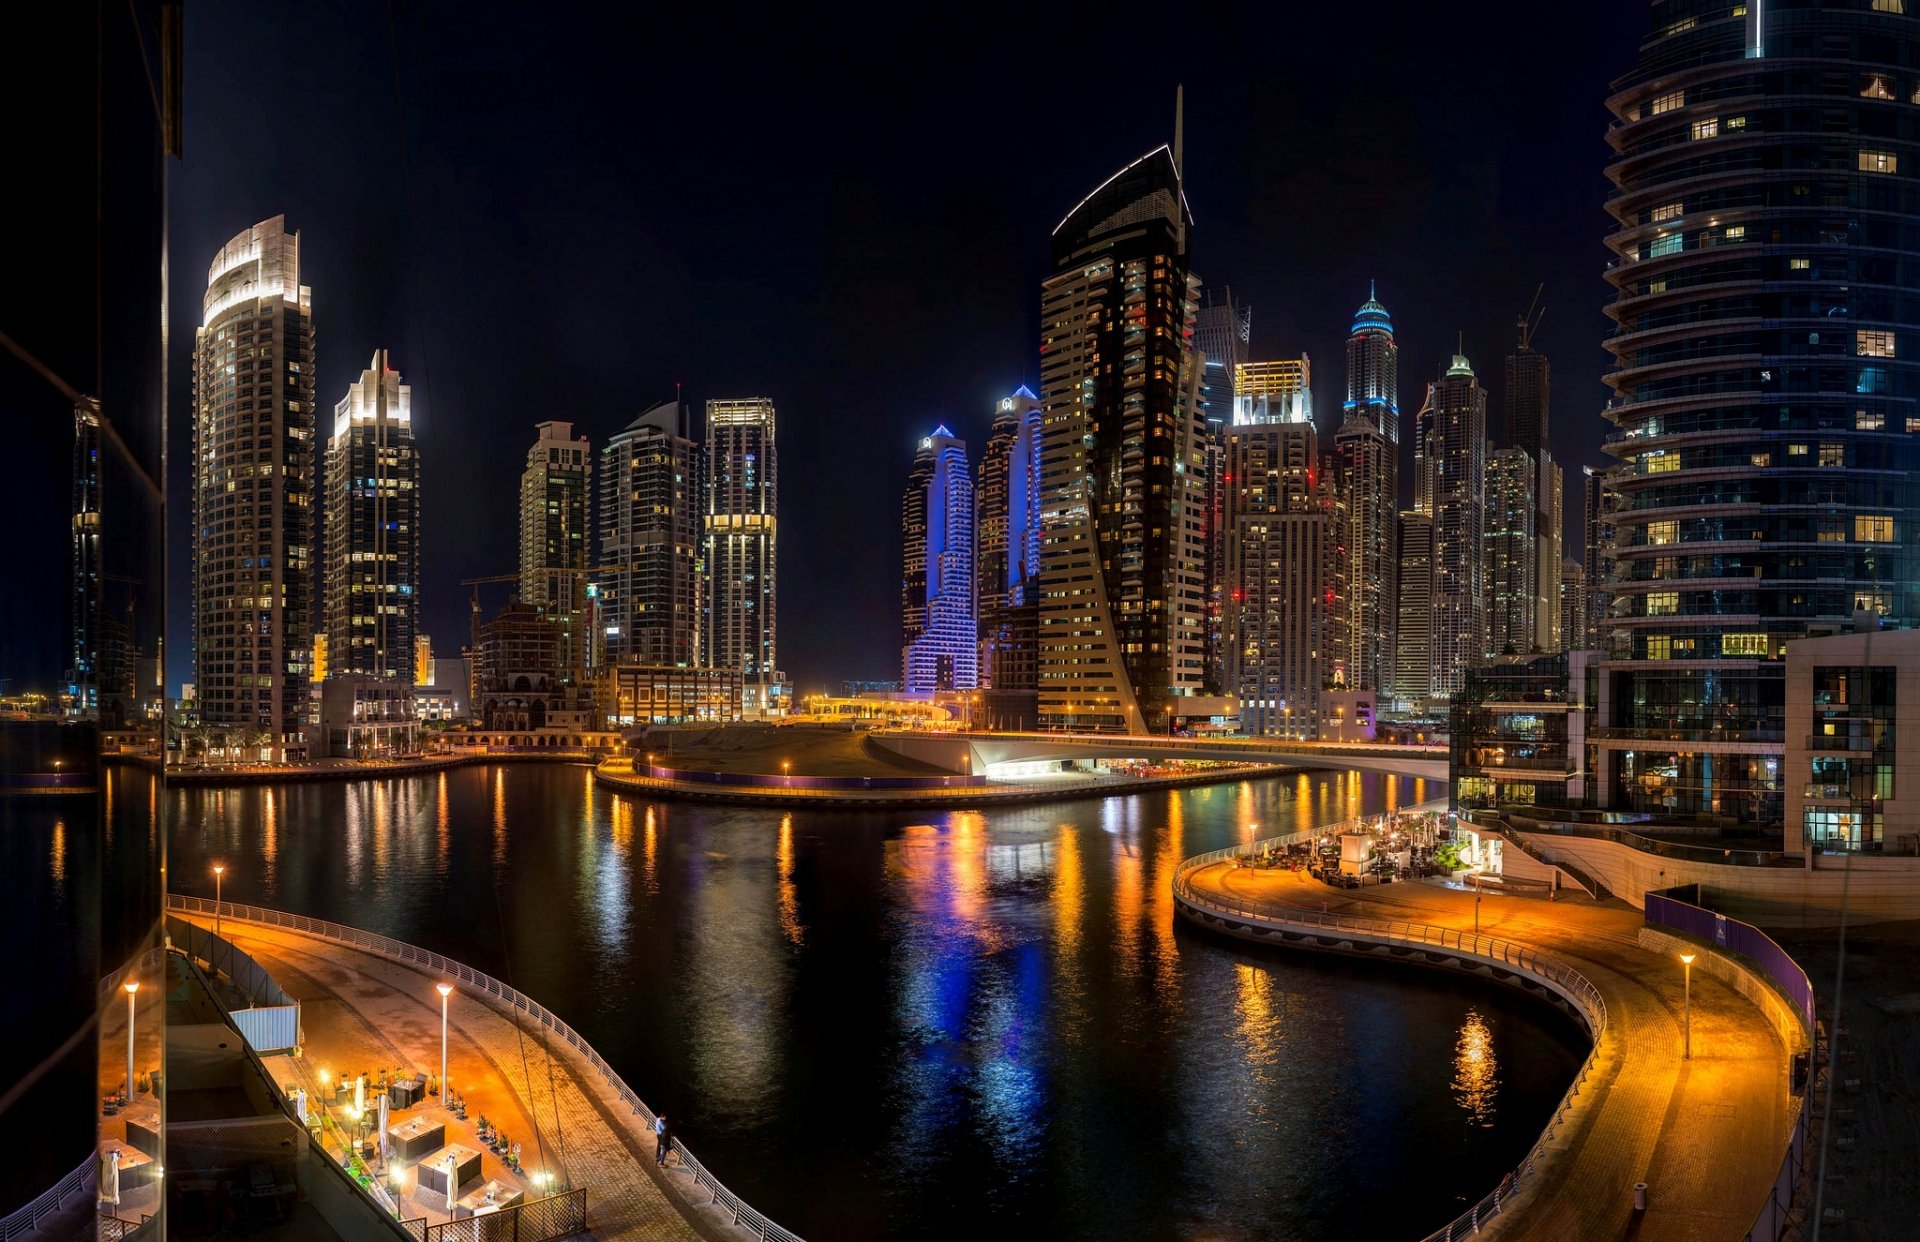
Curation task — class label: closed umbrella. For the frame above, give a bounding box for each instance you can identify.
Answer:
[100,1146,120,1207]
[443,1154,458,1215]
[294,1088,308,1126]
[354,1074,366,1115]
[377,1092,391,1163]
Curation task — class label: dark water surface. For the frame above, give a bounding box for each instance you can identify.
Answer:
[165,765,1584,1240]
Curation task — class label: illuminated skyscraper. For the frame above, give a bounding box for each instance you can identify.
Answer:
[1195,288,1249,696]
[69,400,102,714]
[598,398,701,667]
[1559,559,1586,665]
[1428,352,1486,698]
[1581,464,1617,651]
[190,215,316,754]
[323,351,419,683]
[1485,446,1537,657]
[1234,357,1312,426]
[977,387,1043,723]
[1392,510,1434,706]
[1335,284,1399,691]
[1504,323,1563,655]
[704,397,780,713]
[901,426,977,693]
[1038,140,1208,732]
[518,421,592,683]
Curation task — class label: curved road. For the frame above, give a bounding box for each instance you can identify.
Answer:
[1181,864,1797,1241]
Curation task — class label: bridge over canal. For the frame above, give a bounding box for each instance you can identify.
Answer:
[870,730,1449,783]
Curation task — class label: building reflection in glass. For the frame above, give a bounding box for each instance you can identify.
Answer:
[1451,1008,1498,1128]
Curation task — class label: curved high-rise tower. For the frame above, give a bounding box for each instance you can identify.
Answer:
[901,426,977,694]
[1335,285,1400,691]
[1598,0,1920,832]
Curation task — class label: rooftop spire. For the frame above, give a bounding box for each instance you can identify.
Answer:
[1173,84,1185,181]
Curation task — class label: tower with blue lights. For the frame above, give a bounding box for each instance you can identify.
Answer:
[1334,282,1400,693]
[902,425,977,694]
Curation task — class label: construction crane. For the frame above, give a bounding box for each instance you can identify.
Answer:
[459,574,522,651]
[1517,282,1546,349]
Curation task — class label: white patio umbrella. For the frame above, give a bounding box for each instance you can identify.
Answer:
[443,1154,458,1215]
[354,1074,366,1115]
[294,1088,308,1126]
[100,1146,120,1207]
[377,1092,391,1162]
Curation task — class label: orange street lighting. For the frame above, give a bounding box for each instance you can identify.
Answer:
[437,983,454,1104]
[1679,953,1697,1060]
[213,863,226,941]
[782,759,792,789]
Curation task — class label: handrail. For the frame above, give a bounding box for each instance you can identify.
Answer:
[166,895,805,1242]
[0,1155,92,1240]
[1172,844,1609,1242]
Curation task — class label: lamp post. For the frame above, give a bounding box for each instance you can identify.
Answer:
[1680,953,1696,1060]
[782,759,791,789]
[123,980,139,1101]
[437,984,453,1104]
[213,863,225,943]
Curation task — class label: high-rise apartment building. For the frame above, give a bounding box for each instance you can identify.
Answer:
[1504,326,1563,655]
[518,421,592,683]
[1595,2,1920,838]
[901,426,977,693]
[190,216,316,754]
[1581,464,1617,651]
[1196,289,1250,697]
[1505,335,1550,462]
[1235,357,1312,426]
[977,388,1044,722]
[1485,446,1537,657]
[1224,390,1325,738]
[1037,142,1209,732]
[69,401,103,715]
[598,399,701,668]
[1393,511,1434,706]
[1335,285,1399,691]
[1428,352,1487,698]
[704,397,779,713]
[1559,559,1586,664]
[323,351,419,683]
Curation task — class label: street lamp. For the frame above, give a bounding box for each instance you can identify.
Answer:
[782,759,791,789]
[437,984,453,1104]
[1679,953,1696,1060]
[213,863,226,942]
[123,980,139,1102]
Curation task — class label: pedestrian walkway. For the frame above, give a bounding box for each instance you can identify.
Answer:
[1179,864,1797,1241]
[179,914,719,1242]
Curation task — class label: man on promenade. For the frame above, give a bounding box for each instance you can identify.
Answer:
[655,1114,671,1166]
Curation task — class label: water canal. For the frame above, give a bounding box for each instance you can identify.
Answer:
[161,764,1585,1240]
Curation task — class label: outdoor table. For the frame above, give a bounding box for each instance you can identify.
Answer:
[457,1181,523,1215]
[123,1109,162,1158]
[415,1143,481,1197]
[388,1078,422,1109]
[387,1117,446,1161]
[102,1140,156,1185]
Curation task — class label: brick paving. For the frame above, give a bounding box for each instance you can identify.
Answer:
[181,915,737,1242]
[1185,865,1796,1241]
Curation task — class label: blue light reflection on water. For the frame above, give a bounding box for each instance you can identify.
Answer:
[163,766,1584,1240]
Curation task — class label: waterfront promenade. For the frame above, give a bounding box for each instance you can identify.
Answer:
[1177,864,1799,1241]
[174,910,756,1242]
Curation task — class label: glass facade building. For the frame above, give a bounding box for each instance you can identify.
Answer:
[901,425,978,693]
[323,351,419,683]
[1595,0,1920,825]
[1335,286,1400,692]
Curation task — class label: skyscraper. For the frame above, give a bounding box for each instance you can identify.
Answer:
[1194,288,1248,698]
[1594,1,1920,835]
[1505,321,1563,655]
[704,397,780,713]
[190,216,316,754]
[1559,559,1586,665]
[1335,284,1399,691]
[1505,332,1550,461]
[598,399,701,668]
[1235,358,1312,426]
[1485,446,1537,657]
[1037,140,1208,732]
[1224,379,1325,738]
[323,350,419,683]
[1580,464,1617,652]
[977,387,1044,724]
[518,421,592,683]
[69,400,102,715]
[901,426,977,694]
[1428,352,1487,698]
[1392,511,1434,706]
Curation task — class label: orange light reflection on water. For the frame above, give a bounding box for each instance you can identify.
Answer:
[776,814,804,947]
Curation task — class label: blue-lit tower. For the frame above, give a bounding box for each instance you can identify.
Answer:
[902,426,977,693]
[1335,283,1400,692]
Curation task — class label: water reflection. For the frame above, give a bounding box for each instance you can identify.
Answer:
[776,815,804,947]
[1452,1009,1499,1128]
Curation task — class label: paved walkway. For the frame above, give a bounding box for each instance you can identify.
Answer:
[1182,865,1797,1241]
[179,915,713,1242]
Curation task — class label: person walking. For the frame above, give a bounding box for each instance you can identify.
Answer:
[654,1113,670,1167]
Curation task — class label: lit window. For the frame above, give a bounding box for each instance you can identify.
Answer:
[1648,90,1685,116]
[1856,409,1885,431]
[1647,592,1679,616]
[1856,591,1892,613]
[1789,258,1811,271]
[1646,635,1671,659]
[1646,279,1668,294]
[1692,118,1719,141]
[1664,17,1698,35]
[1820,443,1845,467]
[1648,520,1679,545]
[1859,366,1891,394]
[1862,74,1897,100]
[1723,633,1770,656]
[1724,225,1746,241]
[1856,514,1895,541]
[1649,233,1684,258]
[1907,417,1920,433]
[1725,116,1747,130]
[1872,0,1904,12]
[1857,329,1896,357]
[1859,148,1898,174]
[1751,452,1771,466]
[1645,450,1680,473]
[1787,443,1809,456]
[1650,201,1684,223]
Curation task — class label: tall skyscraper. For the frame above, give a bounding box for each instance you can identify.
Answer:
[1224,380,1325,738]
[1581,464,1617,652]
[977,387,1044,721]
[598,398,701,668]
[1038,139,1208,732]
[1195,288,1248,698]
[704,397,779,713]
[1558,559,1586,665]
[901,426,977,693]
[1505,331,1550,461]
[1505,320,1563,655]
[1234,358,1312,426]
[1485,446,1537,657]
[1428,351,1487,698]
[323,351,419,683]
[1593,2,1920,835]
[1392,510,1434,706]
[518,421,592,683]
[190,215,316,753]
[69,400,102,715]
[1335,284,1399,691]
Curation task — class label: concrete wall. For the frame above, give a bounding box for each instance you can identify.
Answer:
[1637,927,1810,1059]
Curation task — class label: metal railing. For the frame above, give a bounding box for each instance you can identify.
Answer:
[410,1186,588,1241]
[1173,839,1609,1242]
[166,895,802,1242]
[0,1156,92,1240]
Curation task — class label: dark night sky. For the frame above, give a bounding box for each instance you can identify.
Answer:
[15,3,1658,695]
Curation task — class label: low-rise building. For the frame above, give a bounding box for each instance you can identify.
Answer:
[317,676,418,759]
[602,664,743,725]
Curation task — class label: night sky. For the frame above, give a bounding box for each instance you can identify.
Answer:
[11,3,1655,695]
